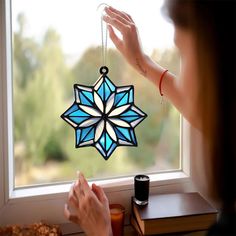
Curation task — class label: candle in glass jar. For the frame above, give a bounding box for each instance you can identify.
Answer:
[109,204,125,236]
[134,174,150,205]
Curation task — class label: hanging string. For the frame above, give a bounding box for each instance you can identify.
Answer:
[97,3,109,66]
[101,9,107,66]
[101,15,108,66]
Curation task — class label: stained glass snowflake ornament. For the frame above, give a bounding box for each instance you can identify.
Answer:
[61,66,147,160]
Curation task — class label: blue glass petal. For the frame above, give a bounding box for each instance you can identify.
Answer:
[120,116,139,122]
[83,127,95,141]
[76,129,81,146]
[82,91,94,103]
[114,127,125,140]
[69,109,90,117]
[97,84,105,101]
[69,116,88,124]
[79,93,92,106]
[104,83,111,101]
[105,133,112,151]
[96,131,116,158]
[116,127,131,141]
[105,78,115,92]
[81,127,93,141]
[120,110,139,117]
[114,92,126,106]
[117,93,129,107]
[96,77,115,102]
[114,87,133,107]
[95,143,106,159]
[107,143,117,157]
[113,127,131,142]
[64,103,79,116]
[99,132,105,149]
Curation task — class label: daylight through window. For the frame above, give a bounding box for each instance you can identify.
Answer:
[12,0,180,187]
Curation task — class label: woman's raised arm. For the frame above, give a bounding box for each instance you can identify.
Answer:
[103,6,200,129]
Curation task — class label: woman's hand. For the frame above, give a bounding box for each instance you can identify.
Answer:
[103,6,147,76]
[64,172,112,236]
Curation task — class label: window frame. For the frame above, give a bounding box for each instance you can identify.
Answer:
[0,0,195,233]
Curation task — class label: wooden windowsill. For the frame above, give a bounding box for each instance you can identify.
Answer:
[65,225,207,236]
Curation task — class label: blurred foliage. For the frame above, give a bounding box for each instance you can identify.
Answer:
[13,14,180,186]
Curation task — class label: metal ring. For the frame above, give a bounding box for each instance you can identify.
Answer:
[99,66,109,75]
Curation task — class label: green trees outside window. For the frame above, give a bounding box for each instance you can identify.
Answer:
[13,14,180,187]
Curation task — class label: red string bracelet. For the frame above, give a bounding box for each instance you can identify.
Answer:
[159,69,168,97]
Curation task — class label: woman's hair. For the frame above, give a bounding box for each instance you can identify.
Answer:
[163,0,236,209]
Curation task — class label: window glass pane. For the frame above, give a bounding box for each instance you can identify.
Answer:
[12,0,180,187]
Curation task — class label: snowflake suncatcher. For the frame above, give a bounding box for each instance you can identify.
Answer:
[61,66,147,160]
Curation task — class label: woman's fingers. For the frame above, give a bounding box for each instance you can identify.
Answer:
[107,6,134,23]
[92,183,107,203]
[64,172,111,235]
[72,173,106,214]
[105,7,130,25]
[79,172,91,196]
[68,184,79,208]
[103,14,127,34]
[107,25,123,51]
[74,173,96,201]
[64,204,79,224]
[74,179,84,199]
[103,6,144,74]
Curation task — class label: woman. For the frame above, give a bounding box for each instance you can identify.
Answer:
[64,1,236,235]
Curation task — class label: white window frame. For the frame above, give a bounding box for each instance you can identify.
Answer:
[0,0,197,234]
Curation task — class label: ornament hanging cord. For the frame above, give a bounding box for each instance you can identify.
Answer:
[101,13,108,66]
[97,3,109,67]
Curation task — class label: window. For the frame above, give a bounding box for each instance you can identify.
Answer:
[12,0,180,188]
[0,0,193,233]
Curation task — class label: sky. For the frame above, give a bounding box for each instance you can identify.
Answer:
[12,0,175,61]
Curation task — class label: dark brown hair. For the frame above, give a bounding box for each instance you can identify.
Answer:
[164,0,236,210]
